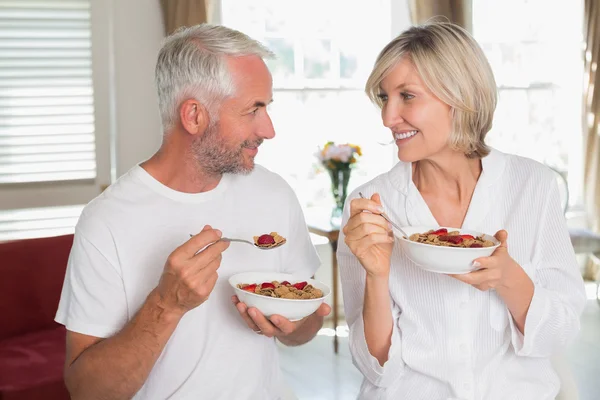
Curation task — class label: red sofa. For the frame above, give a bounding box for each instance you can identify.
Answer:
[0,234,73,400]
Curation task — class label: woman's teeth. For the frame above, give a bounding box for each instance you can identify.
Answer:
[395,130,418,140]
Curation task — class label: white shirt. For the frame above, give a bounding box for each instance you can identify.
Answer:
[55,164,320,400]
[337,149,586,400]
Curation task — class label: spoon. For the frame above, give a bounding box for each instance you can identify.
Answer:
[188,234,286,250]
[358,192,409,238]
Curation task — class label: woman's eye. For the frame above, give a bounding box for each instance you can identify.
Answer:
[401,92,414,100]
[376,93,388,102]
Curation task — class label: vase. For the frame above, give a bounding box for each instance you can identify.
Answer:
[328,167,351,227]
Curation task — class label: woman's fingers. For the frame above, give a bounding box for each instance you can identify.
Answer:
[349,197,384,217]
[343,211,390,235]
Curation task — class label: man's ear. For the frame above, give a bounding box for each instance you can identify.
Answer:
[179,99,209,136]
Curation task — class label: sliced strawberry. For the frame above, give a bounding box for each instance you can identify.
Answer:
[439,235,463,245]
[257,234,275,245]
[261,282,275,289]
[469,243,483,248]
[432,228,448,235]
[460,234,475,240]
[281,281,291,286]
[242,284,257,292]
[292,281,307,290]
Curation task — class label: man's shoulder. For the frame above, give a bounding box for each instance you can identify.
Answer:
[77,167,146,232]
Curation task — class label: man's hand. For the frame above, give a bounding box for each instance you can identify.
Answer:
[156,225,230,315]
[231,295,330,340]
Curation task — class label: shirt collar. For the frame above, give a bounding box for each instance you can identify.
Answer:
[385,147,506,194]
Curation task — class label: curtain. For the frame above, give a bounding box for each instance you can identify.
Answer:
[160,0,208,35]
[408,0,472,31]
[584,0,600,234]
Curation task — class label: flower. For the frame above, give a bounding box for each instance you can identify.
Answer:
[316,142,362,170]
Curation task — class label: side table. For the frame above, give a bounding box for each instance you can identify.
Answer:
[306,216,341,354]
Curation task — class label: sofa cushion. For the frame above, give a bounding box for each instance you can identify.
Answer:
[0,234,73,340]
[0,326,67,395]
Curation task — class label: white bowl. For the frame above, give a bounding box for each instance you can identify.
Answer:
[228,272,331,321]
[395,226,500,274]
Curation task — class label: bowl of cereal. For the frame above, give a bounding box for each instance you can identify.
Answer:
[395,226,500,274]
[228,272,330,321]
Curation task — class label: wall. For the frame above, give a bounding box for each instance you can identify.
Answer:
[110,0,165,178]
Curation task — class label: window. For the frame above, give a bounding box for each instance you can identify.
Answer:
[0,0,96,184]
[473,0,584,208]
[222,0,397,209]
[0,0,112,214]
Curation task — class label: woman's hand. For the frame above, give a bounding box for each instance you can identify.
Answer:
[342,193,394,278]
[449,230,534,333]
[449,230,528,291]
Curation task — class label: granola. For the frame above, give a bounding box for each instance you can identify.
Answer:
[408,228,495,248]
[237,280,324,300]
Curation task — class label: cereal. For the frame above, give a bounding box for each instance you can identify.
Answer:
[408,228,494,248]
[237,280,323,299]
[253,232,287,248]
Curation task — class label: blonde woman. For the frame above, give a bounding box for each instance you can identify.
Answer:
[338,22,586,400]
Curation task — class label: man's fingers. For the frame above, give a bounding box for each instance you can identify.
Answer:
[190,239,230,268]
[235,302,261,332]
[181,226,223,258]
[248,308,279,337]
[315,303,331,317]
[269,315,296,335]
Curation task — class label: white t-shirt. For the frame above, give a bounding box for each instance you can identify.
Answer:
[55,164,320,400]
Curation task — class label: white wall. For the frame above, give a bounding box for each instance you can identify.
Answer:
[110,0,165,178]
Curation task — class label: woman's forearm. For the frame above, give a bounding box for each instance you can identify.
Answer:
[363,274,394,366]
[497,265,534,334]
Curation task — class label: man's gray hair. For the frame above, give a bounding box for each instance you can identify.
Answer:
[155,24,274,131]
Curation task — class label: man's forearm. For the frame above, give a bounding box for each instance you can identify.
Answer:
[277,312,324,346]
[65,290,183,400]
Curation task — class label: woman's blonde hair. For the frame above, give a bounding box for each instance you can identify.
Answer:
[365,21,497,158]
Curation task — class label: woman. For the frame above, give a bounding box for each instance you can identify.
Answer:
[338,22,586,400]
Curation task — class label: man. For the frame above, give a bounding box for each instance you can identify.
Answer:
[55,24,330,400]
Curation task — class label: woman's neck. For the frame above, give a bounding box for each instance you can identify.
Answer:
[412,151,482,203]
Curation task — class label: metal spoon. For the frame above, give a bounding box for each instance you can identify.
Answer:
[358,192,409,238]
[188,234,286,250]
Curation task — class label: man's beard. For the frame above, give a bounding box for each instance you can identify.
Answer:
[191,121,263,176]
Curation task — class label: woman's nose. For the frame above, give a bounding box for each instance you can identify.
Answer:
[382,104,405,128]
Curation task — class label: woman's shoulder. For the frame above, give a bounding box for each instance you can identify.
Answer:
[500,151,556,185]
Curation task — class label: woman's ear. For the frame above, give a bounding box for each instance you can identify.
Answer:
[179,99,209,136]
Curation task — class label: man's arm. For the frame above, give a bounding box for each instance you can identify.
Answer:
[63,226,229,400]
[65,290,182,400]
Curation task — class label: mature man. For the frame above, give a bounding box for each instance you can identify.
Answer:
[55,24,329,400]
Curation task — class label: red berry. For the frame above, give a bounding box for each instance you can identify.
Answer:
[440,235,463,245]
[242,284,257,292]
[432,228,448,235]
[257,234,275,245]
[261,282,275,289]
[469,243,483,248]
[460,234,475,240]
[292,281,307,290]
[281,281,290,286]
